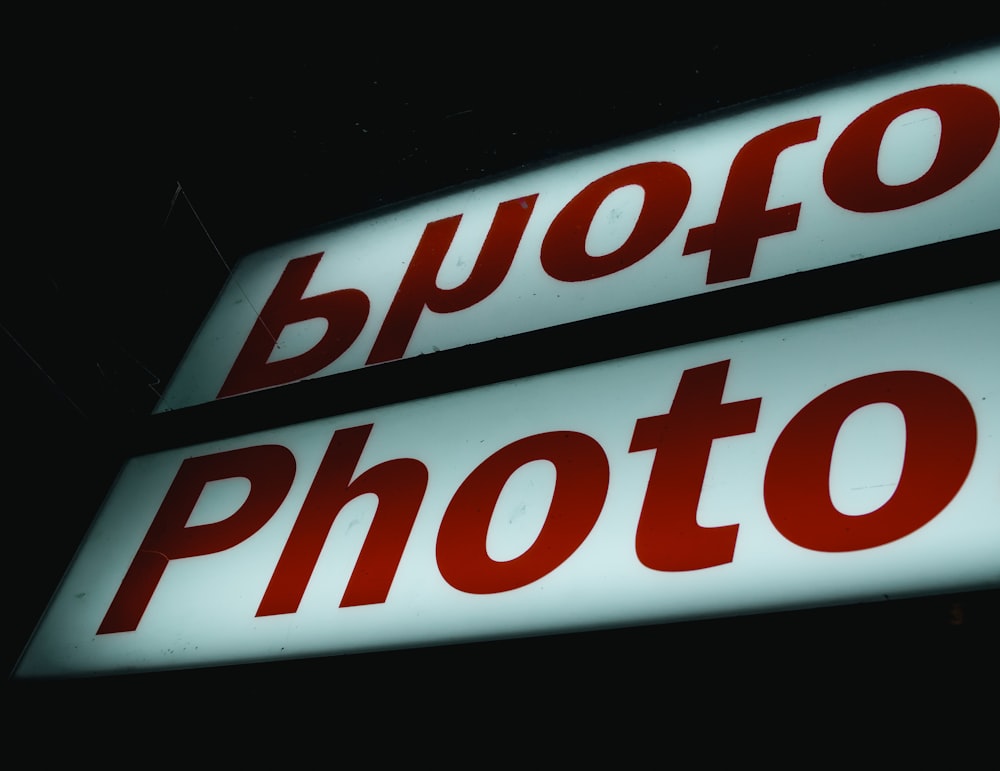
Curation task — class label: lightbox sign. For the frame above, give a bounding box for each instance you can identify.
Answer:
[17,283,999,677]
[156,46,999,412]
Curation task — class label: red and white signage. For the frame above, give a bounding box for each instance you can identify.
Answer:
[17,282,999,677]
[155,46,999,411]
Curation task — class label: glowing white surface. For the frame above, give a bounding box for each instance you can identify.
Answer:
[17,282,1000,677]
[156,47,1000,411]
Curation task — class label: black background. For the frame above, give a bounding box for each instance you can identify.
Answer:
[5,16,998,748]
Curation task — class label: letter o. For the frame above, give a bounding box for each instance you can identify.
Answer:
[436,431,609,594]
[764,371,976,552]
[823,84,1000,212]
[541,162,692,281]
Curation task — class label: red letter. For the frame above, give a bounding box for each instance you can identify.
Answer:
[629,360,761,571]
[219,252,370,398]
[683,118,820,283]
[824,85,1000,212]
[98,444,296,634]
[367,195,538,364]
[764,371,977,552]
[257,424,428,614]
[436,432,609,593]
[541,162,691,281]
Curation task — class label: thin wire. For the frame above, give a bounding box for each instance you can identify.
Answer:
[163,181,183,229]
[2,321,87,419]
[168,181,278,346]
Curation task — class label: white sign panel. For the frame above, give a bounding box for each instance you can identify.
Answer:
[156,46,1000,411]
[18,282,999,677]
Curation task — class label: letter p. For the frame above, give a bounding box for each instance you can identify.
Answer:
[98,444,296,634]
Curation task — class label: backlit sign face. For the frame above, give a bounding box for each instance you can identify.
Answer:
[17,283,999,677]
[156,47,999,411]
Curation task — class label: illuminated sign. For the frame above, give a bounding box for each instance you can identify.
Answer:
[155,46,999,411]
[17,282,998,677]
